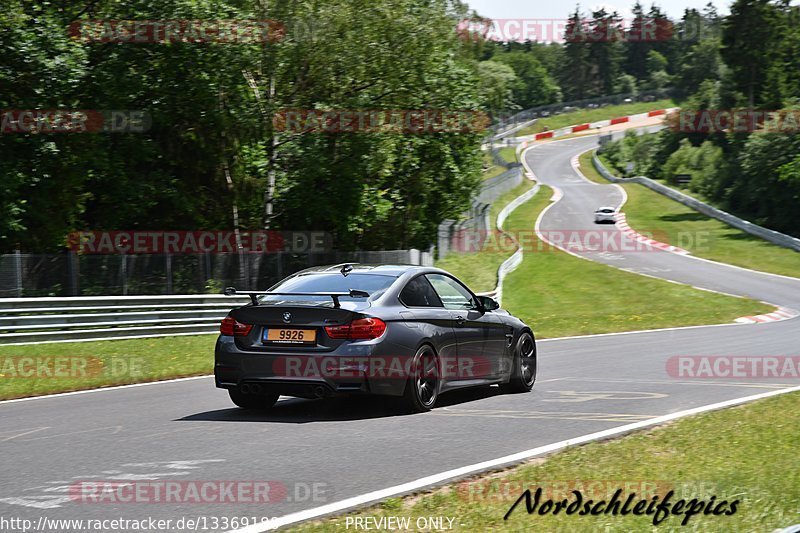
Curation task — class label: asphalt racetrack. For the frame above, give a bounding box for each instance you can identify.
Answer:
[1,133,798,531]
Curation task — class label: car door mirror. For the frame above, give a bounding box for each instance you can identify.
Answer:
[477,295,499,311]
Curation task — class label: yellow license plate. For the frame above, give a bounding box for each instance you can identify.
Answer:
[265,328,317,344]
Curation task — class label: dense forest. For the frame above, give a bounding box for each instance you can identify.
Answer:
[588,1,800,237]
[1,0,486,253]
[2,0,798,254]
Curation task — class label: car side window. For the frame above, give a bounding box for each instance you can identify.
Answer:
[426,274,476,310]
[399,275,444,308]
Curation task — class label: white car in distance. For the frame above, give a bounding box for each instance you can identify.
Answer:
[594,206,618,224]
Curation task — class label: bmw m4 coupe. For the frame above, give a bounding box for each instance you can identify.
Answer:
[215,264,536,412]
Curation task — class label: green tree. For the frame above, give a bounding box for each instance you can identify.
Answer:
[721,0,784,107]
[675,39,721,98]
[586,8,624,96]
[561,8,591,100]
[491,51,561,109]
[623,2,651,81]
[478,61,519,114]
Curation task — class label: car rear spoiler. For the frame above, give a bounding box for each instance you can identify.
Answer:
[223,287,369,308]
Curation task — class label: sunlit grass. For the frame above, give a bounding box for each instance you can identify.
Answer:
[581,151,800,278]
[501,186,770,339]
[291,391,800,532]
[0,334,215,400]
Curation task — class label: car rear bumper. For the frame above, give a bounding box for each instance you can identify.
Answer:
[214,335,409,398]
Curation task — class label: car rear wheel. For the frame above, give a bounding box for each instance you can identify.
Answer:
[403,345,439,412]
[228,388,279,410]
[500,332,536,393]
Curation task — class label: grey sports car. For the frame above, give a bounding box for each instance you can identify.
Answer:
[215,264,536,412]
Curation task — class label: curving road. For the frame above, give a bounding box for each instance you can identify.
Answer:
[0,133,798,532]
[528,134,800,308]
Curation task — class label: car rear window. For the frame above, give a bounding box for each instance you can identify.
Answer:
[260,273,396,305]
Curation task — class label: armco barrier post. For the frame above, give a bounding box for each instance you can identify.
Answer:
[68,251,79,296]
[121,254,128,296]
[165,253,173,295]
[14,248,23,297]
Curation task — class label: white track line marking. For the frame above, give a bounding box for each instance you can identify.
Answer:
[0,375,213,405]
[227,385,800,532]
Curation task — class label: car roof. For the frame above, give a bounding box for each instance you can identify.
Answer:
[295,263,440,277]
[596,206,616,211]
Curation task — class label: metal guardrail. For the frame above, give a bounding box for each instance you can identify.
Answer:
[592,153,800,253]
[490,184,540,306]
[0,295,250,345]
[0,249,434,298]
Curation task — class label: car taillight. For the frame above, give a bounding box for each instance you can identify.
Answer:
[325,317,386,340]
[220,316,253,337]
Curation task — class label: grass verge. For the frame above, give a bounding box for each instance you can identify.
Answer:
[482,150,507,181]
[579,151,800,278]
[501,185,771,339]
[0,335,214,400]
[482,164,507,181]
[515,99,675,137]
[289,391,800,532]
[498,146,518,164]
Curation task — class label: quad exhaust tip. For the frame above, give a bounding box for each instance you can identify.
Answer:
[241,383,264,395]
[241,383,329,398]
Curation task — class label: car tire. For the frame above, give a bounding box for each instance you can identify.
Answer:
[402,345,440,413]
[228,388,279,410]
[500,332,536,394]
